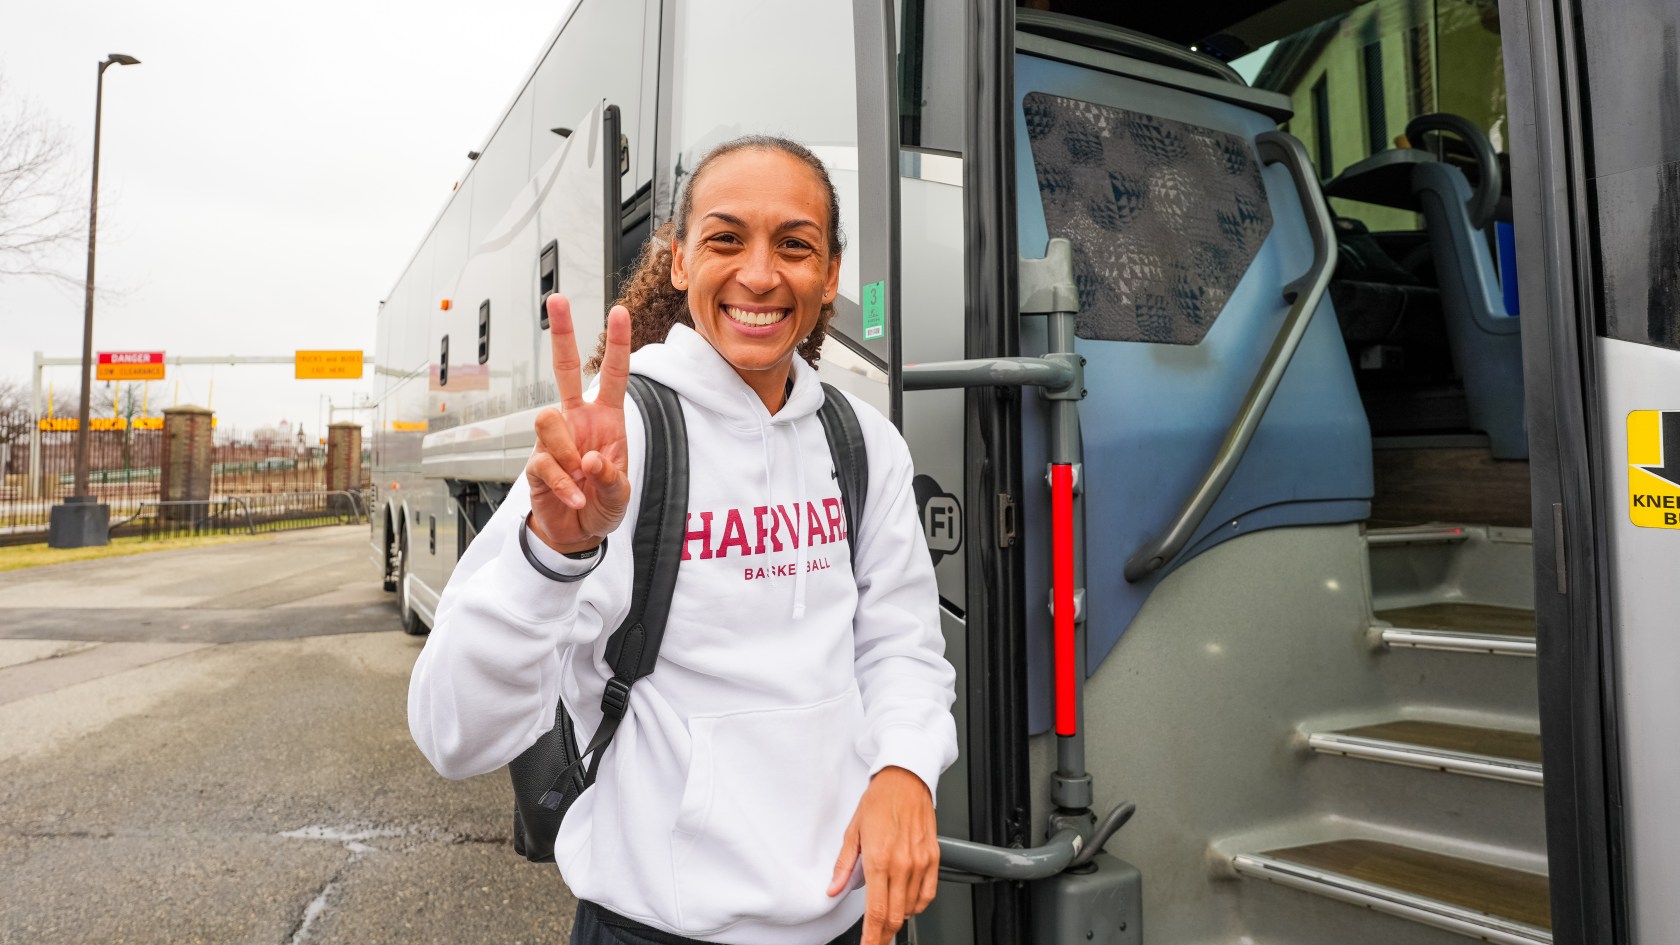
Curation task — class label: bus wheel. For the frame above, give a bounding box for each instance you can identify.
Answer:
[398,526,427,636]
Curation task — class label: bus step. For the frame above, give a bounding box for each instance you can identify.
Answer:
[1307,720,1542,785]
[1232,839,1551,945]
[1376,603,1537,657]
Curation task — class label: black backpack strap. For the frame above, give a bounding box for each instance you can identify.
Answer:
[605,375,689,678]
[538,374,688,809]
[816,383,868,568]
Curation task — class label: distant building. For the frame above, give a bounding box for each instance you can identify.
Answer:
[1247,0,1506,231]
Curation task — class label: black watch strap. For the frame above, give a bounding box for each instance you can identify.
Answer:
[519,513,607,583]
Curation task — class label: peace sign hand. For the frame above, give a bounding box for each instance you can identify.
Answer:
[525,294,633,554]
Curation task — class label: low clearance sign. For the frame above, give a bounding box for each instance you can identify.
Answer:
[97,351,165,381]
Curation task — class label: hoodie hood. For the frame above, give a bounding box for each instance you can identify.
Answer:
[628,322,827,618]
[629,322,824,431]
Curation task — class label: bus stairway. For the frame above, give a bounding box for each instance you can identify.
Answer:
[1226,522,1549,944]
[1367,525,1537,657]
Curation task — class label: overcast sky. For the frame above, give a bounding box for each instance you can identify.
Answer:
[0,0,574,435]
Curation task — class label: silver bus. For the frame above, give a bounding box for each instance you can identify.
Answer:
[372,1,1680,942]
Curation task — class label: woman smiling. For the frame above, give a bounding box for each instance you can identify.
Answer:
[410,137,957,945]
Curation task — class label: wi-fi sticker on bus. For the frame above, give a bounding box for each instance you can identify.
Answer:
[913,475,961,562]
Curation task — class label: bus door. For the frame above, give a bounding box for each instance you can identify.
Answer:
[905,3,1563,942]
[1049,4,1552,943]
[1507,1,1680,941]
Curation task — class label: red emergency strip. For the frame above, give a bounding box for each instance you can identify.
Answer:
[1051,463,1076,736]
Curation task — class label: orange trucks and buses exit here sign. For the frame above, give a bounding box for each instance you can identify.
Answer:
[96,351,165,381]
[295,350,364,379]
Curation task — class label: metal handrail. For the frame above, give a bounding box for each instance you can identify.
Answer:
[225,495,256,532]
[328,489,366,521]
[455,494,481,544]
[222,490,366,525]
[938,829,1083,882]
[937,798,1137,883]
[111,498,257,535]
[1123,130,1338,582]
[108,505,148,531]
[901,356,1075,391]
[902,239,1134,887]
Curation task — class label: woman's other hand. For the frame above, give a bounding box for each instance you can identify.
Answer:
[525,294,633,554]
[827,766,940,945]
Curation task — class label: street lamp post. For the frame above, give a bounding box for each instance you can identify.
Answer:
[50,53,140,549]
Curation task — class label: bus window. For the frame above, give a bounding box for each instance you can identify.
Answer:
[897,0,966,153]
[470,89,534,251]
[538,240,558,329]
[1310,73,1331,173]
[1235,1,1524,460]
[527,0,650,187]
[1236,0,1509,232]
[477,301,490,365]
[666,0,862,335]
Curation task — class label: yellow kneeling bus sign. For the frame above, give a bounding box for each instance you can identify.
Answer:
[1628,410,1680,529]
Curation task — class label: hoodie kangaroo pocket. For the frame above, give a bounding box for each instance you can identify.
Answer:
[670,689,868,932]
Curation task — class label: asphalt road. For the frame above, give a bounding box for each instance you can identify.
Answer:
[0,526,578,945]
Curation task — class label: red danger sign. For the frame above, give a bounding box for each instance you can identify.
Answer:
[97,351,165,380]
[99,351,163,365]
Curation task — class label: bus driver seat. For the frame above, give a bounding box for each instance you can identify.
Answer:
[1323,113,1527,459]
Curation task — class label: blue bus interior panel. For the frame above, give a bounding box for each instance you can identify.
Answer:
[1411,162,1528,459]
[1013,50,1373,734]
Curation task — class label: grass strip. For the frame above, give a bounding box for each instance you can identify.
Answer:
[0,533,273,573]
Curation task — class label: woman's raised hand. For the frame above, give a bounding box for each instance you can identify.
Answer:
[525,294,633,553]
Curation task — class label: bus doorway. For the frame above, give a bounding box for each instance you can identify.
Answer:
[1229,4,1551,940]
[963,0,1679,941]
[944,2,1558,943]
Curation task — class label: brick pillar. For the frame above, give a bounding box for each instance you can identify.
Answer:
[161,405,214,522]
[326,422,363,517]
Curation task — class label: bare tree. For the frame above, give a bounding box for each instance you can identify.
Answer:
[0,378,34,487]
[45,383,122,422]
[26,381,152,477]
[116,383,144,421]
[0,73,85,285]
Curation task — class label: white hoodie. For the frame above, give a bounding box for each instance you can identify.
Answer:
[408,323,958,945]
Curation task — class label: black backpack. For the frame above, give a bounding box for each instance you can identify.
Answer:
[510,373,870,862]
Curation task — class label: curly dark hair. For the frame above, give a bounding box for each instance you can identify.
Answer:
[586,136,845,373]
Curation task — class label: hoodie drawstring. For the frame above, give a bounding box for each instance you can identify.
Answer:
[743,390,810,621]
[742,386,806,622]
[789,421,809,620]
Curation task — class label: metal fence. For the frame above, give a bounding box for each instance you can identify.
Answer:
[0,426,367,545]
[110,491,368,541]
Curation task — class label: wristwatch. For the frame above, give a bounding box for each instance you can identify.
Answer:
[519,512,608,583]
